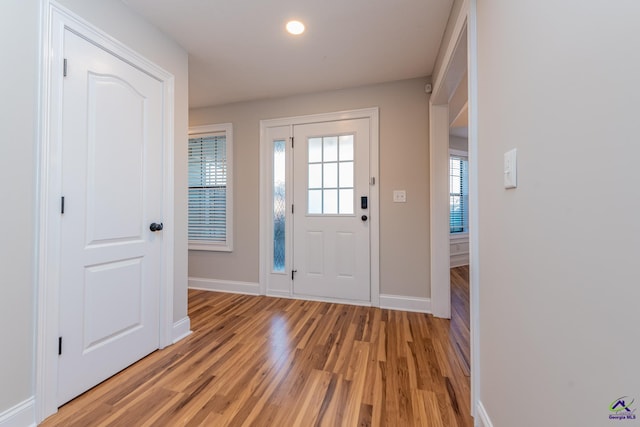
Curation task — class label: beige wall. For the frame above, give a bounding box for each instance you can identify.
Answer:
[449,135,468,152]
[190,78,431,298]
[0,0,188,418]
[0,0,40,412]
[476,1,640,425]
[448,71,468,127]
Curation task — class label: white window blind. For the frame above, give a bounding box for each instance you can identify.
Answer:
[450,155,468,233]
[188,124,233,251]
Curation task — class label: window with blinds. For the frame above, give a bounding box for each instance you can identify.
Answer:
[188,123,233,251]
[450,155,468,233]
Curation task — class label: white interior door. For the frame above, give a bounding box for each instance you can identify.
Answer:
[292,118,371,301]
[58,29,164,405]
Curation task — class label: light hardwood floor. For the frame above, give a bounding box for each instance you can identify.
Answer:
[42,268,471,426]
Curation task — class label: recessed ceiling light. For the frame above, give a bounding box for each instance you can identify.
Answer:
[286,20,305,35]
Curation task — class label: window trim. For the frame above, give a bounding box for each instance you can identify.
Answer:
[188,123,233,252]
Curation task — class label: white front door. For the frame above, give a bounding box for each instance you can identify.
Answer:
[292,118,371,301]
[57,29,164,405]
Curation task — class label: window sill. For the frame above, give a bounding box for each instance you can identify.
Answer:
[449,232,469,241]
[189,242,233,252]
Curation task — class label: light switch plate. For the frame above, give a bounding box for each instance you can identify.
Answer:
[504,148,517,189]
[393,190,407,203]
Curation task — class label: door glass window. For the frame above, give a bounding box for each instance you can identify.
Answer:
[307,135,354,215]
[273,140,286,272]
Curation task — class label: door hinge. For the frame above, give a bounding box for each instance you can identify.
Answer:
[291,204,294,214]
[61,196,65,214]
[370,177,376,185]
[292,269,297,280]
[290,136,294,148]
[63,58,68,77]
[58,337,62,355]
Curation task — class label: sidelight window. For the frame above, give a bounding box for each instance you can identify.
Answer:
[273,139,286,272]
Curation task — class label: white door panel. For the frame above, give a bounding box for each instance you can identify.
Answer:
[86,73,146,243]
[293,119,370,301]
[83,258,144,349]
[58,30,163,405]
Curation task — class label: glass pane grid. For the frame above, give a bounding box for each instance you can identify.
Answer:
[307,135,354,215]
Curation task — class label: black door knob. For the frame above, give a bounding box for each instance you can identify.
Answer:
[150,222,163,232]
[361,215,368,221]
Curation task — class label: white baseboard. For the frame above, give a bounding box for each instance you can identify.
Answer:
[0,397,35,427]
[274,292,372,307]
[191,281,431,314]
[475,400,494,427]
[172,316,192,343]
[189,277,260,295]
[379,294,431,313]
[266,290,290,298]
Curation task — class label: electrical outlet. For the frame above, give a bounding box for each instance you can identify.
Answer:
[393,190,407,203]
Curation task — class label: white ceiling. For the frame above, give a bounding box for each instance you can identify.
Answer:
[123,0,454,109]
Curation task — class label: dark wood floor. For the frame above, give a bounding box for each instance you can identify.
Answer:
[42,267,471,426]
[450,265,470,377]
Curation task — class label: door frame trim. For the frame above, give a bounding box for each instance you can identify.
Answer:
[35,1,175,421]
[259,108,380,306]
[429,0,481,418]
